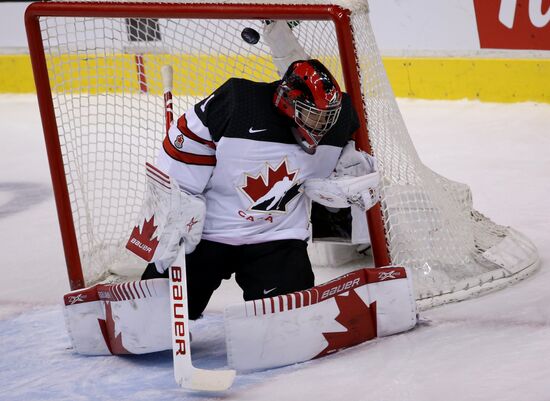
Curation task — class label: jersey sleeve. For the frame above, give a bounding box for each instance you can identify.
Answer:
[156,79,235,194]
[193,79,234,142]
[156,105,217,194]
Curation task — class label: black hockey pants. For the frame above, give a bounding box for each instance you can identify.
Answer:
[141,239,314,319]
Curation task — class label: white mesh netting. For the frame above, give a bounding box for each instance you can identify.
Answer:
[32,0,539,309]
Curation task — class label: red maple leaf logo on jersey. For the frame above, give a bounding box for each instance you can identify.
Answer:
[125,216,159,261]
[315,290,377,358]
[240,159,302,213]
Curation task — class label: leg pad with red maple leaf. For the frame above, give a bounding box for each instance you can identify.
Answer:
[63,278,171,355]
[224,266,417,372]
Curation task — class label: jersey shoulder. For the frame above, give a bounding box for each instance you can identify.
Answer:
[193,78,282,142]
[194,78,295,144]
[193,78,236,141]
[319,93,359,148]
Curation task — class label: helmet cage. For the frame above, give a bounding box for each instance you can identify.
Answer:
[294,99,342,146]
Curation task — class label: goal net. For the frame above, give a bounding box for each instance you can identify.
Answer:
[25,0,539,309]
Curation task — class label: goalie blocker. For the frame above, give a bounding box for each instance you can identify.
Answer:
[63,266,416,370]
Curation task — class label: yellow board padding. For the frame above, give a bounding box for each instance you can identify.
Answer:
[383,57,550,103]
[2,53,549,103]
[45,53,281,95]
[0,55,37,93]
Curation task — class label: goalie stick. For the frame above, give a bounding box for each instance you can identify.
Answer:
[169,244,236,391]
[161,65,174,134]
[161,65,236,391]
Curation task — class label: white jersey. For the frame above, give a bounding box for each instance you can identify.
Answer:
[156,78,358,245]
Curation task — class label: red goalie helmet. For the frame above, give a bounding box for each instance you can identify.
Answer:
[274,59,343,154]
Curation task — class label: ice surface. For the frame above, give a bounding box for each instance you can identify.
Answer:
[1,95,549,401]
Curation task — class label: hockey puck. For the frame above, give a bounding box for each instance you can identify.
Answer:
[241,27,260,44]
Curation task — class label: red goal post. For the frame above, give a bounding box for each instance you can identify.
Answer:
[24,0,538,309]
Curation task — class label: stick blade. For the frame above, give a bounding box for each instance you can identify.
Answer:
[176,367,236,392]
[169,246,235,392]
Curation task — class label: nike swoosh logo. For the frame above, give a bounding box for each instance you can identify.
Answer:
[249,127,267,134]
[263,288,277,295]
[200,94,215,112]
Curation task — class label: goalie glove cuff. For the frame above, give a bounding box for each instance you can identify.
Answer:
[126,163,206,271]
[304,171,381,211]
[335,140,378,177]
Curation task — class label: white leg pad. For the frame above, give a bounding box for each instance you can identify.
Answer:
[63,287,110,355]
[63,279,171,355]
[224,267,417,372]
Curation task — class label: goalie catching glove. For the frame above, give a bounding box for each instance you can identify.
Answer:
[262,20,309,76]
[126,163,206,273]
[304,141,380,211]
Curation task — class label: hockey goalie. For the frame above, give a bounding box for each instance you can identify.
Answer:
[63,21,417,387]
